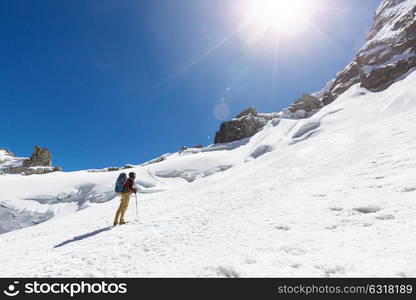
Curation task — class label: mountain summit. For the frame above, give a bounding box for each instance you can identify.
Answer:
[322,0,416,105]
[0,146,61,176]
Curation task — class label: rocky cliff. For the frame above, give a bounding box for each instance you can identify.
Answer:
[289,94,322,113]
[0,146,61,175]
[323,0,416,105]
[214,107,274,144]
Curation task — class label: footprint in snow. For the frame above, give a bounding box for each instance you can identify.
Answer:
[356,172,370,176]
[401,186,416,193]
[362,222,374,227]
[325,225,338,230]
[315,265,346,277]
[275,225,290,231]
[396,271,411,277]
[354,206,381,214]
[215,266,240,278]
[368,185,384,189]
[280,246,306,256]
[376,214,395,221]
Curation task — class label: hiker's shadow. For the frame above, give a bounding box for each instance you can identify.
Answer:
[54,226,113,248]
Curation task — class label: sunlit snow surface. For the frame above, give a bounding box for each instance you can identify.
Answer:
[1,70,416,277]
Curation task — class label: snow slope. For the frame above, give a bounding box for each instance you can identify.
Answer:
[0,127,282,233]
[0,69,415,277]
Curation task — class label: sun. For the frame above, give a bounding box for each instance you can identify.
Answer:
[250,0,307,29]
[241,0,310,38]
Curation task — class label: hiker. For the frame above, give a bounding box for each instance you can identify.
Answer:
[113,172,137,225]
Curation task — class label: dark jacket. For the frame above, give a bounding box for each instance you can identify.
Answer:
[123,177,137,193]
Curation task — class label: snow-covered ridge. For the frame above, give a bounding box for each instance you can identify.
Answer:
[0,117,290,233]
[322,0,416,105]
[0,148,26,173]
[369,0,416,43]
[3,0,415,234]
[1,69,415,276]
[0,146,60,176]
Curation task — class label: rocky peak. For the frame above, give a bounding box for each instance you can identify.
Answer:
[289,94,322,113]
[369,0,415,41]
[214,107,273,144]
[323,0,416,105]
[236,107,257,118]
[0,145,61,175]
[23,145,52,167]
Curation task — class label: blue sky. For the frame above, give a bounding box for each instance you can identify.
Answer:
[1,0,381,171]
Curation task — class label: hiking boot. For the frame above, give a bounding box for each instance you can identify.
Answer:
[113,222,118,226]
[120,221,126,225]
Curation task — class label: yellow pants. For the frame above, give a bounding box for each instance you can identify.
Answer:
[114,192,131,224]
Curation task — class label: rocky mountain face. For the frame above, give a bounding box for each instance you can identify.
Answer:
[214,101,324,144]
[215,0,416,144]
[289,94,322,113]
[214,107,273,144]
[0,146,61,175]
[323,0,416,105]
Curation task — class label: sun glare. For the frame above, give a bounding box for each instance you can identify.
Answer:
[252,0,307,28]
[241,0,310,41]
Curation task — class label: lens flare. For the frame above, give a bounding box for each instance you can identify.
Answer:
[239,0,311,44]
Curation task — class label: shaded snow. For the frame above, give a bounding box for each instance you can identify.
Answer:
[0,150,25,172]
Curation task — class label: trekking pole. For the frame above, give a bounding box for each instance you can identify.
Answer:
[135,192,139,221]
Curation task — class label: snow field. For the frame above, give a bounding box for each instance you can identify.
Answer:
[1,70,416,277]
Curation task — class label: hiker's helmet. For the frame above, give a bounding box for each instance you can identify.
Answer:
[129,172,136,179]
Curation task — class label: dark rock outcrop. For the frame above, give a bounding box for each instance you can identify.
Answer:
[8,166,62,175]
[289,94,322,113]
[87,165,134,173]
[178,145,204,153]
[140,154,168,167]
[322,62,361,105]
[236,107,257,118]
[23,145,52,167]
[214,107,273,144]
[1,145,61,175]
[107,167,120,172]
[323,0,416,105]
